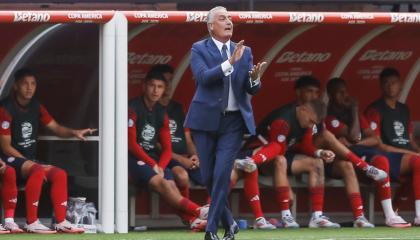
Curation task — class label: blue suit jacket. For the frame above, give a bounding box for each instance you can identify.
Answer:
[185,38,261,135]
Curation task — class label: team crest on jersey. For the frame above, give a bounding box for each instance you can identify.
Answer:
[128,119,134,127]
[169,119,177,135]
[277,134,286,143]
[1,121,10,129]
[370,121,377,130]
[21,122,33,139]
[331,119,340,128]
[141,124,156,141]
[393,121,405,137]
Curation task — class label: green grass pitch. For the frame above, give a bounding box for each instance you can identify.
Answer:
[3,227,420,240]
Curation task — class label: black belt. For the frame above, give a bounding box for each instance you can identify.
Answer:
[221,110,240,116]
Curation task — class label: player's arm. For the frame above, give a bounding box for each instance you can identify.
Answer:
[157,114,172,169]
[128,108,157,167]
[356,115,379,147]
[41,106,96,140]
[407,113,420,152]
[295,127,335,162]
[0,107,26,159]
[365,107,417,155]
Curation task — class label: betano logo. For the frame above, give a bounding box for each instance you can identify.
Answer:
[276,51,331,63]
[289,13,324,23]
[391,13,420,23]
[359,50,412,61]
[186,12,207,22]
[128,52,172,65]
[14,11,51,22]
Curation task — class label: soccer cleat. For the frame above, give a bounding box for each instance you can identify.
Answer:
[190,218,207,232]
[413,217,420,226]
[54,220,85,233]
[0,224,10,234]
[253,217,276,229]
[353,216,374,228]
[4,221,24,233]
[199,204,209,220]
[281,215,300,228]
[365,165,387,182]
[24,220,57,234]
[309,215,340,228]
[234,158,257,173]
[385,215,411,228]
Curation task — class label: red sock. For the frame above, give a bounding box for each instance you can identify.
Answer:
[252,142,282,165]
[2,166,17,218]
[243,171,263,219]
[25,165,45,224]
[346,152,369,170]
[309,187,324,212]
[178,197,200,217]
[371,156,391,200]
[348,193,364,218]
[47,167,68,223]
[275,186,290,211]
[410,156,420,200]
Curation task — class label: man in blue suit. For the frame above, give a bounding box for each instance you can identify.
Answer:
[185,6,266,240]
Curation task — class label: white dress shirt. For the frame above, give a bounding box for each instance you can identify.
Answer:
[212,37,239,111]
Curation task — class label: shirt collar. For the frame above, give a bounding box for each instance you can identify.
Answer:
[211,37,231,53]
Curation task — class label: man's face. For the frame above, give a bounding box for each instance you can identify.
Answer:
[14,75,36,101]
[208,9,233,42]
[381,76,401,99]
[144,79,166,103]
[331,84,351,108]
[161,72,174,103]
[297,105,318,128]
[296,86,320,104]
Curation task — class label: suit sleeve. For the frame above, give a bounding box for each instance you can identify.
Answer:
[244,47,261,95]
[158,114,172,169]
[128,108,157,167]
[190,43,226,87]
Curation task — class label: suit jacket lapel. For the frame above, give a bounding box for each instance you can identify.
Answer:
[206,38,223,64]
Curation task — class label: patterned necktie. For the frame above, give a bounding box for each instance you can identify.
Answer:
[221,44,230,111]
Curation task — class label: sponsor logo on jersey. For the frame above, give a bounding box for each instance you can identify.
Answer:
[359,50,412,61]
[393,121,405,137]
[7,157,15,163]
[137,161,146,166]
[276,51,331,64]
[14,11,51,22]
[1,121,10,129]
[141,124,156,141]
[186,12,207,22]
[21,122,33,139]
[128,52,172,65]
[289,13,324,23]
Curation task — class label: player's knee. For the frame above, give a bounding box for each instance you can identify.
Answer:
[410,155,420,171]
[339,161,356,177]
[48,167,67,182]
[308,158,323,172]
[174,168,189,187]
[2,166,16,180]
[273,155,287,172]
[371,155,389,172]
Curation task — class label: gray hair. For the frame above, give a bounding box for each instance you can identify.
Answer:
[207,6,227,33]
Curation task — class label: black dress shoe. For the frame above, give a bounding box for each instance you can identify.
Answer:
[205,231,219,240]
[222,223,238,240]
